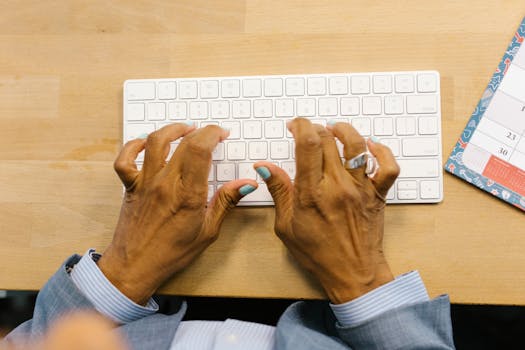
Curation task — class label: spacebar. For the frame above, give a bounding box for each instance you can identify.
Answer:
[239,183,274,203]
[397,159,440,178]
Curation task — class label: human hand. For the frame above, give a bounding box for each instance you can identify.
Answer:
[256,118,400,304]
[98,124,258,305]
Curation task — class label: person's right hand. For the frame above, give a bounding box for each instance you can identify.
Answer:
[255,118,400,304]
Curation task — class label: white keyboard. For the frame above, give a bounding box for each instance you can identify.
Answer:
[123,71,443,205]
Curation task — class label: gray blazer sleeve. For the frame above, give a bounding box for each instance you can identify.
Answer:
[275,296,455,350]
[2,255,187,350]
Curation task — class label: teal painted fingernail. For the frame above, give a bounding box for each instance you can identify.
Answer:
[138,133,148,139]
[239,184,256,196]
[370,136,380,143]
[184,121,195,126]
[255,166,271,180]
[328,119,337,126]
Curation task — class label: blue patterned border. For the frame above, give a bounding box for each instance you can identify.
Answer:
[445,17,525,211]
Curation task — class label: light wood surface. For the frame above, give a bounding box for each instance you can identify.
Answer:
[1,0,524,304]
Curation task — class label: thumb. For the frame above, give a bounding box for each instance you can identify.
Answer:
[254,162,293,220]
[203,179,258,236]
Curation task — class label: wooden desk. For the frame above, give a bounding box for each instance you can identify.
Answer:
[0,0,524,304]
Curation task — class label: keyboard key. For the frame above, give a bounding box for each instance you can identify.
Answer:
[217,163,235,181]
[239,183,273,203]
[296,98,316,117]
[147,102,166,121]
[168,102,187,120]
[253,99,273,118]
[398,190,418,200]
[281,161,296,179]
[362,96,382,115]
[179,81,198,99]
[238,162,257,180]
[374,118,393,136]
[373,75,392,94]
[285,78,305,96]
[222,80,240,98]
[395,74,414,93]
[384,95,404,114]
[329,76,348,95]
[318,97,338,116]
[270,141,289,159]
[249,141,268,159]
[417,73,437,93]
[310,118,327,127]
[380,138,400,157]
[265,120,284,138]
[420,180,440,199]
[243,121,262,139]
[418,117,439,135]
[352,118,371,136]
[221,121,241,139]
[208,164,215,181]
[275,99,294,117]
[158,82,176,99]
[402,138,439,157]
[264,78,283,97]
[351,76,370,94]
[341,97,360,115]
[397,159,439,178]
[189,101,208,119]
[227,142,246,160]
[127,103,145,121]
[396,117,416,135]
[208,185,215,201]
[407,95,438,114]
[200,80,219,99]
[397,180,417,190]
[243,79,262,97]
[212,143,225,161]
[307,77,327,96]
[127,82,155,100]
[232,100,251,119]
[125,123,155,142]
[210,101,230,119]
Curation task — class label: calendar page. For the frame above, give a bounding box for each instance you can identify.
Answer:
[446,17,525,211]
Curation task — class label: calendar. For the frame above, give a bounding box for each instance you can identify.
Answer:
[446,17,525,211]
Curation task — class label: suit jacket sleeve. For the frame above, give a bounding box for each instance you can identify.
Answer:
[1,255,187,350]
[274,296,455,350]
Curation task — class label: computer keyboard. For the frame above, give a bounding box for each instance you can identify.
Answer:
[123,71,443,205]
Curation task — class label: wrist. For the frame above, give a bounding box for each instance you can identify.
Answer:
[97,248,156,306]
[324,263,394,304]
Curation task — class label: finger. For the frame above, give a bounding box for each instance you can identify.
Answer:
[287,118,323,190]
[114,137,146,189]
[313,124,344,176]
[169,125,229,189]
[254,161,293,233]
[202,179,258,240]
[143,123,195,180]
[367,138,400,196]
[327,121,367,182]
[43,312,128,350]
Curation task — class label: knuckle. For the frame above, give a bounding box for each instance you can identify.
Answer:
[184,138,210,155]
[113,158,128,174]
[216,188,236,211]
[298,135,321,150]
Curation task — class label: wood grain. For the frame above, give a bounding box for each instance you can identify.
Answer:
[0,0,524,304]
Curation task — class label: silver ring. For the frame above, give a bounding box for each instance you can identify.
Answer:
[344,151,379,178]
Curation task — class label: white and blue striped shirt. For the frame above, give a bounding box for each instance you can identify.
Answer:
[71,250,429,350]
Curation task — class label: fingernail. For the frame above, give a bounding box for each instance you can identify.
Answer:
[239,184,256,196]
[137,133,148,139]
[327,119,338,126]
[184,121,195,126]
[370,136,380,143]
[255,166,271,180]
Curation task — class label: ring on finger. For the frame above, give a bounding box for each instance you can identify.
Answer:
[344,151,379,178]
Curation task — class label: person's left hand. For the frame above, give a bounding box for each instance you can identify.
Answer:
[97,123,258,305]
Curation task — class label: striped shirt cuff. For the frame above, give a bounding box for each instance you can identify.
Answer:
[330,271,429,328]
[70,249,158,324]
